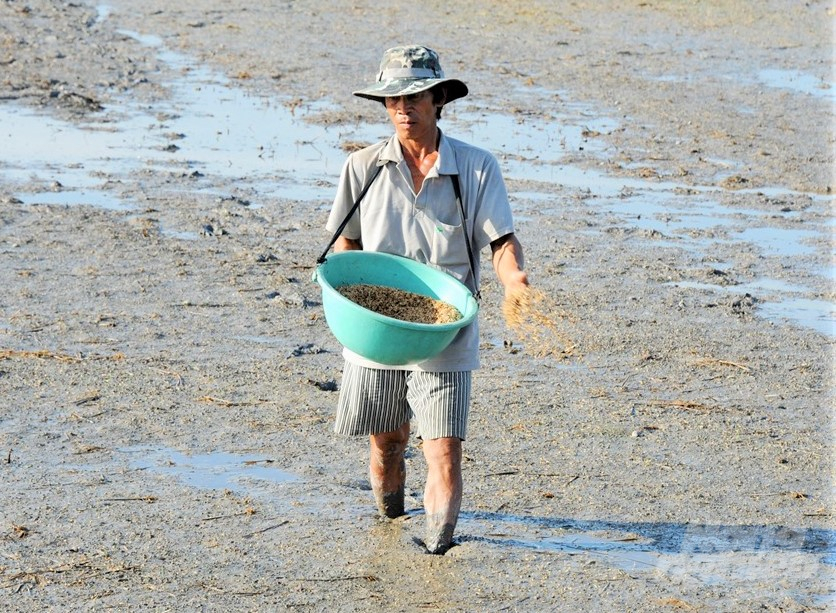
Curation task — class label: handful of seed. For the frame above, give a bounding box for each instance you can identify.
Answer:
[338,284,462,324]
[502,286,577,358]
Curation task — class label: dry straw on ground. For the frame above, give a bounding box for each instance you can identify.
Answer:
[0,349,81,362]
[502,287,577,358]
[338,284,462,324]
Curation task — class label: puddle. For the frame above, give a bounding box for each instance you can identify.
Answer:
[0,33,361,204]
[569,186,827,257]
[596,191,769,233]
[124,447,297,494]
[457,512,835,601]
[734,226,818,257]
[758,68,834,99]
[757,297,836,337]
[20,188,135,211]
[671,277,835,337]
[448,109,618,163]
[467,528,661,573]
[131,39,354,193]
[578,189,834,335]
[460,512,835,555]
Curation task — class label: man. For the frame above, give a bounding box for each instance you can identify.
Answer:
[325,45,528,554]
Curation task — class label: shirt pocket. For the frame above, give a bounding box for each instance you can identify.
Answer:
[428,217,470,280]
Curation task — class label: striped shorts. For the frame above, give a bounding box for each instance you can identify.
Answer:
[334,361,472,440]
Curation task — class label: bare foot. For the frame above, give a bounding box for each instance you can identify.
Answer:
[369,426,409,519]
[374,482,405,519]
[424,513,455,554]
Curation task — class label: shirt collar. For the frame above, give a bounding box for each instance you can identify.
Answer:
[378,135,402,165]
[436,130,458,175]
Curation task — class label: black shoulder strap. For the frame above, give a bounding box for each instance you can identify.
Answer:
[451,173,481,301]
[317,164,383,264]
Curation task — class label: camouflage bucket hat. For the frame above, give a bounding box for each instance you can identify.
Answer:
[353,45,468,103]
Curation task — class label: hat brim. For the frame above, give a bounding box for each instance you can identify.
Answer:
[353,78,468,103]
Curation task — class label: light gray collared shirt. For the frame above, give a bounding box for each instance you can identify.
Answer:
[326,130,515,371]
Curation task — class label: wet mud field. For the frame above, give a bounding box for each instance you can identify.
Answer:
[1,1,834,611]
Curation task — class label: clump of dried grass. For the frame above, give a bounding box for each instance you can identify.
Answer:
[690,356,751,372]
[339,140,370,153]
[338,284,462,324]
[502,287,577,358]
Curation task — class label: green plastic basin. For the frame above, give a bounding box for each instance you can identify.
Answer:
[313,251,479,365]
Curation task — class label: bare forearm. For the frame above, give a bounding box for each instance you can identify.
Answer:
[491,234,528,295]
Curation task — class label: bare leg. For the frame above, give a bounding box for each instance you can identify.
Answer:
[369,421,410,518]
[422,436,462,554]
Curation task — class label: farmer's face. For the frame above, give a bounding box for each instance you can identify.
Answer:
[385,91,441,142]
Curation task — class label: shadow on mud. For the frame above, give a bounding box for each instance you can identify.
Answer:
[455,513,836,607]
[457,510,835,574]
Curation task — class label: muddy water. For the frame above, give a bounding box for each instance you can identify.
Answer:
[123,446,297,493]
[1,32,832,337]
